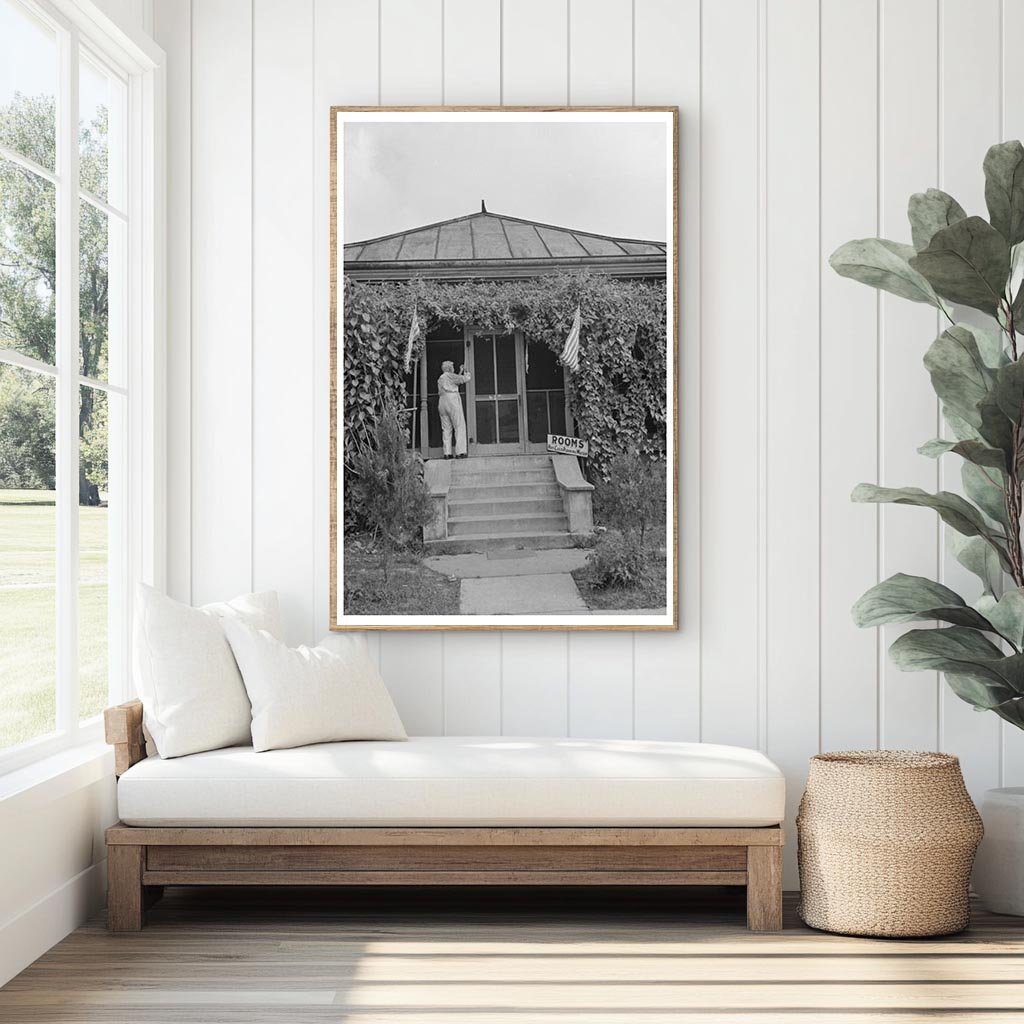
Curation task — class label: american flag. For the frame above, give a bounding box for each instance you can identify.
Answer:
[560,304,582,372]
[404,307,421,374]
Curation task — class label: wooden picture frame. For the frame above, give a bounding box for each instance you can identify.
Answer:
[330,107,679,631]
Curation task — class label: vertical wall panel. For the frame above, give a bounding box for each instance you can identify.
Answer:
[316,0,380,106]
[380,634,445,734]
[1001,0,1024,786]
[380,0,443,104]
[877,0,941,751]
[632,0,700,742]
[253,0,316,645]
[497,0,571,736]
[565,0,636,737]
[938,0,1002,795]
[374,0,447,726]
[568,634,634,738]
[444,635,502,734]
[153,0,190,604]
[819,0,879,752]
[189,0,253,605]
[502,633,569,735]
[443,0,500,105]
[764,0,821,882]
[440,0,505,736]
[312,0,379,649]
[502,0,568,103]
[568,0,632,103]
[699,0,761,749]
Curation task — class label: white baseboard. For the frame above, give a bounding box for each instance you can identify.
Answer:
[0,859,107,987]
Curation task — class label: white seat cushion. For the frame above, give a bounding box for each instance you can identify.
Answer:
[117,736,785,827]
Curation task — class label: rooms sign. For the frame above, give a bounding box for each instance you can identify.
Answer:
[547,434,589,458]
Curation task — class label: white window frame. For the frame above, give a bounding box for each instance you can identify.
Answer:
[0,0,164,775]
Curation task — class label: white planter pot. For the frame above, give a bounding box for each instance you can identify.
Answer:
[973,787,1024,916]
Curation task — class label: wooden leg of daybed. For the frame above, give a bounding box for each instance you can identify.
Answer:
[746,845,783,932]
[107,845,145,932]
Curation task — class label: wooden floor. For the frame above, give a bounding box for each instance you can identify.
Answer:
[2,886,1024,1022]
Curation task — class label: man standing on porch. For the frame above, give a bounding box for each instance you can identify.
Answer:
[438,360,471,459]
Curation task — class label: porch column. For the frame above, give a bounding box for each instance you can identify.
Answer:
[419,351,428,457]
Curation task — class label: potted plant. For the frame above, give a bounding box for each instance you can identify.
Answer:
[831,140,1024,914]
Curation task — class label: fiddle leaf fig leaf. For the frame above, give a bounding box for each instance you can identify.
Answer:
[962,461,1009,527]
[918,437,1007,471]
[977,391,1016,457]
[977,589,1024,649]
[851,483,1010,565]
[968,322,1011,368]
[888,627,1024,705]
[830,238,943,307]
[909,216,1011,314]
[944,671,1023,713]
[993,357,1024,423]
[923,325,996,427]
[950,532,1004,597]
[852,573,994,630]
[942,407,983,442]
[1008,241,1024,305]
[908,188,968,251]
[984,140,1024,246]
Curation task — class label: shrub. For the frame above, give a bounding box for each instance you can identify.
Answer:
[584,530,649,590]
[345,394,434,586]
[593,452,665,546]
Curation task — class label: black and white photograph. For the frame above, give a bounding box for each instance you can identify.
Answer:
[331,108,677,630]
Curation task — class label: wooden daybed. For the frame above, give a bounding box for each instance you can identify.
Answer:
[104,700,785,932]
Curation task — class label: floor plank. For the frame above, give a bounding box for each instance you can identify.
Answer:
[3,887,1024,1021]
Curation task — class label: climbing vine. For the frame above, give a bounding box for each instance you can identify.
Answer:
[341,272,668,479]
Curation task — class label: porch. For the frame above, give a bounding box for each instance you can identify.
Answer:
[405,324,572,459]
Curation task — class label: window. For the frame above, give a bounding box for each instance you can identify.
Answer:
[0,0,159,771]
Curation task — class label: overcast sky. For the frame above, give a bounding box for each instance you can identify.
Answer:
[343,120,669,243]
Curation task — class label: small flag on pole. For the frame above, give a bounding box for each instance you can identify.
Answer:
[560,304,582,372]
[404,307,421,374]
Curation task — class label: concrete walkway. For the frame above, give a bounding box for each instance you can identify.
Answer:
[424,548,591,615]
[460,573,588,614]
[423,548,590,579]
[423,546,665,616]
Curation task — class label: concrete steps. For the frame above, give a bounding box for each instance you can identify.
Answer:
[453,455,554,472]
[427,453,578,554]
[448,511,569,538]
[449,481,562,502]
[453,468,556,487]
[448,495,565,518]
[424,531,580,556]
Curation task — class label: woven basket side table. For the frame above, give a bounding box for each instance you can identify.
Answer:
[797,750,983,938]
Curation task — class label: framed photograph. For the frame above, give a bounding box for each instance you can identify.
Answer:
[331,107,678,631]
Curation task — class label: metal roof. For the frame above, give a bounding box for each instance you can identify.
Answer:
[343,206,667,282]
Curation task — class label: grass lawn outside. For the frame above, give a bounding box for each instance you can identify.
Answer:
[0,489,109,751]
[343,533,459,616]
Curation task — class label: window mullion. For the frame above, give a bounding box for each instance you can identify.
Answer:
[55,24,81,735]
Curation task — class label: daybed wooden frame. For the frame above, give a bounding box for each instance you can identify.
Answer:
[104,700,784,932]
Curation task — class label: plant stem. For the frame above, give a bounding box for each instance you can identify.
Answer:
[1005,307,1024,587]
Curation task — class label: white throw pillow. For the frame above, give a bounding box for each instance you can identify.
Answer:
[133,584,283,758]
[223,622,407,752]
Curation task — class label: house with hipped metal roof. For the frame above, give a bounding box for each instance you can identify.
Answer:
[344,202,667,284]
[342,205,668,551]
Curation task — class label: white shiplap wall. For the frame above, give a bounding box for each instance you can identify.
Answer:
[153,0,1024,883]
